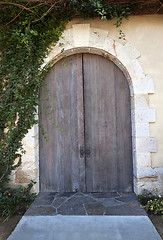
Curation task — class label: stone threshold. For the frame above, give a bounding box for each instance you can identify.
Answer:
[25,192,147,216]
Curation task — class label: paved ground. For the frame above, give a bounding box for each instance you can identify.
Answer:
[7,216,162,240]
[25,192,147,216]
[6,192,162,240]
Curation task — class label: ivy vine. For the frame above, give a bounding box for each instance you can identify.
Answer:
[0,0,139,188]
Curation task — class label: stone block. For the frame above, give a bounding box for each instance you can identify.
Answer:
[136,167,158,179]
[103,38,123,56]
[133,75,155,94]
[137,181,158,195]
[19,160,35,171]
[89,27,109,48]
[126,59,145,81]
[15,170,35,184]
[135,137,157,153]
[121,42,141,59]
[22,128,35,154]
[73,24,90,47]
[60,29,74,49]
[131,109,156,123]
[131,94,149,109]
[117,43,140,66]
[132,123,149,137]
[136,153,151,168]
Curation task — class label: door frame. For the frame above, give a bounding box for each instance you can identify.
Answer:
[32,26,156,195]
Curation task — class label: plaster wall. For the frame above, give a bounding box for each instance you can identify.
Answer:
[11,15,163,195]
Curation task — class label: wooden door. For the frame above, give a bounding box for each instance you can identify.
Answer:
[39,53,133,192]
[83,54,132,192]
[39,54,85,192]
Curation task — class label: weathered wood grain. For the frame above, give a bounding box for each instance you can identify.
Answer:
[39,53,133,192]
[83,53,132,192]
[114,64,133,192]
[39,54,85,192]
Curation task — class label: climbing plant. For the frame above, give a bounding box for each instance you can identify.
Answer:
[0,0,139,188]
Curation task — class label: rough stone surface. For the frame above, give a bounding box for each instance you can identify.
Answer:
[132,123,149,137]
[89,27,108,48]
[126,59,145,80]
[103,38,123,56]
[136,137,157,153]
[25,206,56,216]
[136,153,151,168]
[25,192,146,216]
[131,94,149,109]
[136,167,158,179]
[121,42,141,60]
[52,197,67,208]
[15,170,35,184]
[95,198,124,208]
[133,75,155,94]
[105,203,147,216]
[115,193,138,203]
[84,203,105,215]
[73,24,90,47]
[131,109,156,123]
[88,192,120,199]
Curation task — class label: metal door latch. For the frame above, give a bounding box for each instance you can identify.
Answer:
[86,149,90,158]
[80,146,85,158]
[80,147,91,158]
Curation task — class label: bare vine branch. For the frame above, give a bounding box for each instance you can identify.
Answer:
[157,0,163,13]
[2,1,30,28]
[0,1,35,13]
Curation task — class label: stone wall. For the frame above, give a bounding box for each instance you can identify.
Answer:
[10,15,163,195]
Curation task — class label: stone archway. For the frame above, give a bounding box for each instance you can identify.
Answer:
[38,24,156,194]
[22,24,156,194]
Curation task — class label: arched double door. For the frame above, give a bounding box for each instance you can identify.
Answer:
[39,53,133,192]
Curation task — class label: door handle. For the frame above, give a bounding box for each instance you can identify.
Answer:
[86,148,90,158]
[80,147,90,158]
[80,146,84,158]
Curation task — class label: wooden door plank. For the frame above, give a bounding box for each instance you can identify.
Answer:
[83,54,118,192]
[114,65,133,192]
[83,53,132,192]
[76,54,85,192]
[39,54,85,192]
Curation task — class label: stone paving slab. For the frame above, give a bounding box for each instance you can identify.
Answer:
[25,192,147,216]
[7,216,162,240]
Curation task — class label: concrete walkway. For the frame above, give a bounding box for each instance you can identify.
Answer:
[7,215,162,240]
